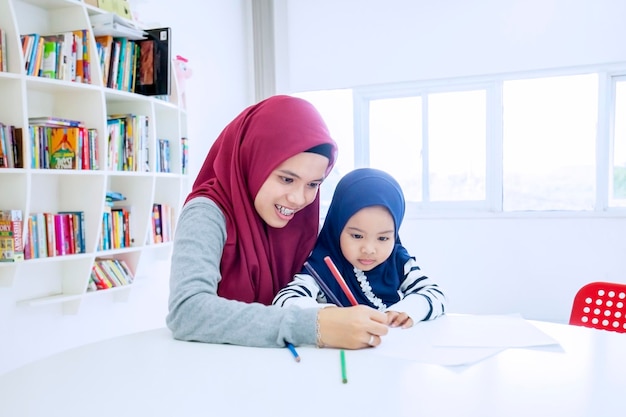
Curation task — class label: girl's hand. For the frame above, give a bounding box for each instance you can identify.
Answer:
[385,310,414,328]
[317,305,388,349]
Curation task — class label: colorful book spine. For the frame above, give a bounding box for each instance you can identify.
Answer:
[0,210,24,262]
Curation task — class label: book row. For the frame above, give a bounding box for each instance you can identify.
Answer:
[29,123,99,170]
[0,123,24,168]
[1,117,187,173]
[107,114,149,172]
[95,27,171,95]
[1,201,177,262]
[99,205,131,251]
[7,25,171,99]
[156,138,170,173]
[21,30,92,84]
[95,35,138,92]
[0,209,85,262]
[88,257,135,291]
[151,203,174,244]
[24,211,86,260]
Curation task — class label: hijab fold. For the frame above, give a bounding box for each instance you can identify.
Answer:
[187,95,337,304]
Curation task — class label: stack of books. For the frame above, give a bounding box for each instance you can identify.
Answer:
[90,12,146,40]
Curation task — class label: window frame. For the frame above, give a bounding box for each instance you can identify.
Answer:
[345,64,626,218]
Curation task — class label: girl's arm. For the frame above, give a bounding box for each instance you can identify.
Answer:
[272,273,333,308]
[387,257,447,322]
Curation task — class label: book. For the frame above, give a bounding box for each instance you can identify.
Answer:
[151,203,162,243]
[96,0,133,20]
[22,215,32,260]
[30,36,45,76]
[41,37,58,79]
[43,213,56,257]
[24,215,36,260]
[108,38,121,88]
[72,30,84,83]
[0,220,16,262]
[95,35,114,86]
[91,261,113,289]
[135,27,171,96]
[35,212,48,258]
[111,207,131,247]
[181,137,188,174]
[113,258,134,283]
[49,127,79,169]
[115,37,128,91]
[91,11,145,38]
[58,31,75,82]
[22,33,39,75]
[53,213,69,256]
[28,117,84,127]
[12,126,24,168]
[0,123,8,168]
[0,28,7,72]
[100,258,128,286]
[59,211,85,254]
[0,210,24,262]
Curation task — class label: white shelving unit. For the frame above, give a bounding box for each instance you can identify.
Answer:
[0,0,188,314]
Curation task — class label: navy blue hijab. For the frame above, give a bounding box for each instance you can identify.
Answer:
[304,168,412,309]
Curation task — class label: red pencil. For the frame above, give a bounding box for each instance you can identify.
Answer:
[323,256,359,306]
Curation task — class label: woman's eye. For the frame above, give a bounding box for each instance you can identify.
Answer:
[351,234,363,239]
[308,182,321,189]
[379,236,390,242]
[280,176,294,184]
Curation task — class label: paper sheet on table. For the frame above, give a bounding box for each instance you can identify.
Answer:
[373,314,559,366]
[426,313,560,348]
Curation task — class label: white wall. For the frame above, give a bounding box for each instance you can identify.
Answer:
[277,0,626,322]
[277,0,626,92]
[0,0,253,376]
[401,216,626,323]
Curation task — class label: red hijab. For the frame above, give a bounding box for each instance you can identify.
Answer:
[186,95,337,305]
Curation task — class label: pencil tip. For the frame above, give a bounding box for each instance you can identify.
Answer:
[342,378,348,384]
[295,357,301,362]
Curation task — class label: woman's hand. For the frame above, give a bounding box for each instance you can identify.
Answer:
[385,310,414,328]
[317,305,388,349]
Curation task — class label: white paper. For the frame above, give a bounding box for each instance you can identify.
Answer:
[373,313,560,366]
[427,313,560,348]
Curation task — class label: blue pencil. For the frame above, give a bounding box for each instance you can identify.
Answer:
[286,343,301,362]
[304,261,344,306]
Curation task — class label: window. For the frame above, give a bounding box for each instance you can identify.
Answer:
[294,66,626,215]
[366,91,487,204]
[502,74,598,211]
[611,76,626,207]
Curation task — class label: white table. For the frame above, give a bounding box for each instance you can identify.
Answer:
[0,320,624,417]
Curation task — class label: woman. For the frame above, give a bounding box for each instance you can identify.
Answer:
[167,95,388,349]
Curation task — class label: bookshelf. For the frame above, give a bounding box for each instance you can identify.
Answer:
[0,0,188,314]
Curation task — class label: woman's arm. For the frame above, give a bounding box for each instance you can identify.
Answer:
[166,197,319,347]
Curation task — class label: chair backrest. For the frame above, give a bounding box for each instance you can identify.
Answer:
[569,281,626,333]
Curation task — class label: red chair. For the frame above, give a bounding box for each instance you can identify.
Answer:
[569,281,626,333]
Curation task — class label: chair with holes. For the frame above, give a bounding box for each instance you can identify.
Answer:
[569,281,626,333]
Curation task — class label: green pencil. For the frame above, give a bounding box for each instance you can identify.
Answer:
[340,349,348,384]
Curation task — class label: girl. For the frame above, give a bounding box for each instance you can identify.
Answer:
[273,168,447,335]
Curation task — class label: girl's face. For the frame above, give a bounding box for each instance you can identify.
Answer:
[340,206,395,272]
[254,152,329,228]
